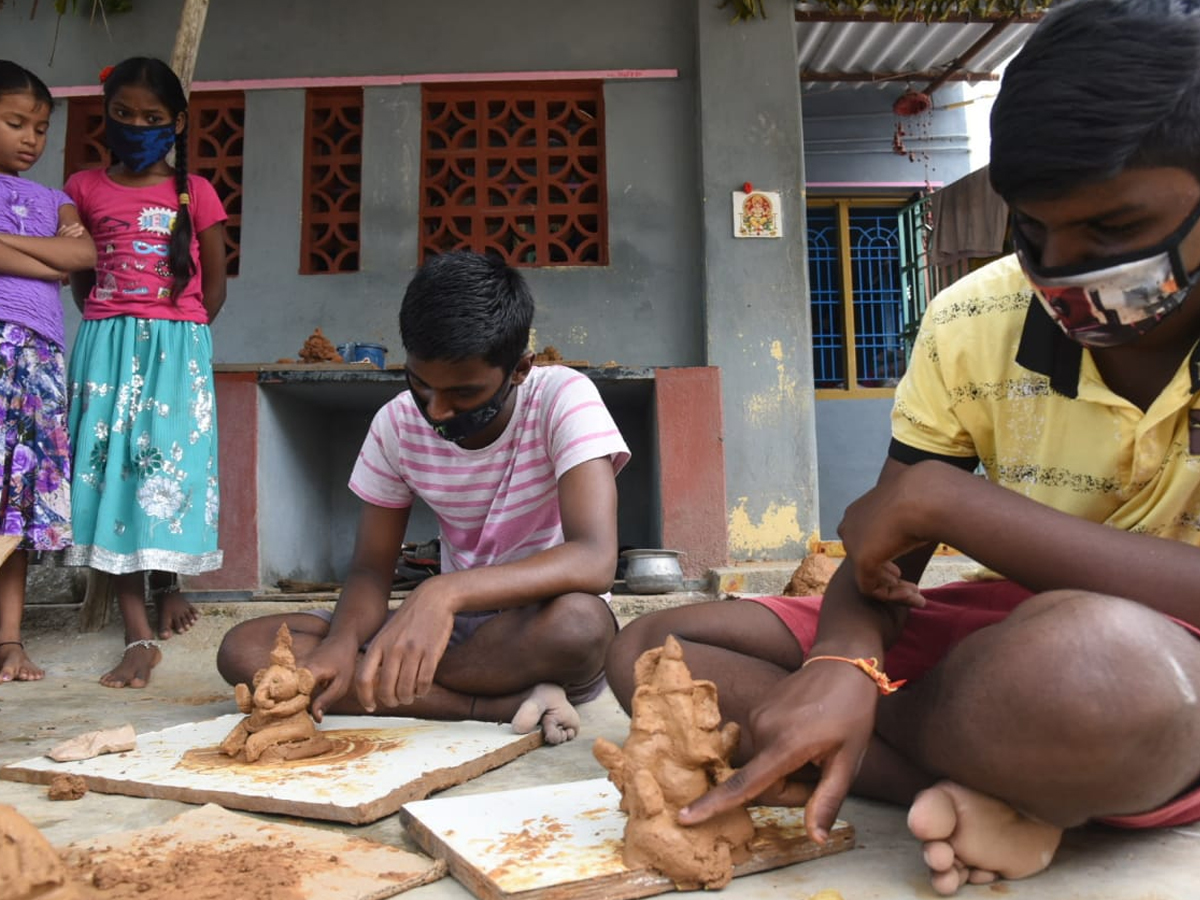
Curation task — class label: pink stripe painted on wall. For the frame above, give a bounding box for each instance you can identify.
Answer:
[51,69,680,98]
[806,181,944,189]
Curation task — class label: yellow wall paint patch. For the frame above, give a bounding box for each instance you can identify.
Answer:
[743,340,801,427]
[728,497,806,556]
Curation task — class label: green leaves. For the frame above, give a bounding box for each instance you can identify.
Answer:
[718,0,768,24]
[795,0,1054,22]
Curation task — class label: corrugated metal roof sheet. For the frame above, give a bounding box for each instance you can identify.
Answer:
[795,9,1040,91]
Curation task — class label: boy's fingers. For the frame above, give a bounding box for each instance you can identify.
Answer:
[310,678,336,721]
[354,647,382,712]
[804,751,856,844]
[678,756,782,825]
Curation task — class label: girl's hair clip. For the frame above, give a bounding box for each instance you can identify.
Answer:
[99,66,115,84]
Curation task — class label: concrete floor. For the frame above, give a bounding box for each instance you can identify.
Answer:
[1,599,1197,900]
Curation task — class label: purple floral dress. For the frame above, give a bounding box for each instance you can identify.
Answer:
[0,322,72,550]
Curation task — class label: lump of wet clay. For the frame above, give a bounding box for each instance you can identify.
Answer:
[48,724,136,762]
[781,552,841,597]
[297,327,343,363]
[0,803,84,900]
[593,635,755,890]
[220,624,332,764]
[532,344,563,365]
[47,775,88,802]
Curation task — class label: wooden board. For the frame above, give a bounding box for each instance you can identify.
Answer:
[59,803,444,900]
[1,714,542,825]
[400,778,854,900]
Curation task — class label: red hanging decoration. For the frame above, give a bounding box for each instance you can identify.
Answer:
[892,89,933,118]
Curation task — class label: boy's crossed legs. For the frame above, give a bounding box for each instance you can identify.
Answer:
[606,587,1200,896]
[217,591,616,744]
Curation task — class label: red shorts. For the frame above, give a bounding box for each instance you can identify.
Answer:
[748,580,1200,829]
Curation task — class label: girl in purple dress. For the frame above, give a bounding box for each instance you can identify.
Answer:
[0,61,96,682]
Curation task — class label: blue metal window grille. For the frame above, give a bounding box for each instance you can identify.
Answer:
[850,207,906,387]
[806,206,846,388]
[898,191,983,365]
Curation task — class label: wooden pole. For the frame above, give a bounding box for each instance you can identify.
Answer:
[169,0,211,94]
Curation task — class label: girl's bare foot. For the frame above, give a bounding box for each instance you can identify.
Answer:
[907,780,1063,896]
[100,640,162,689]
[511,682,581,744]
[155,590,198,640]
[0,641,43,682]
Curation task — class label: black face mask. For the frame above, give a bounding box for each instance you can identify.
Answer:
[412,373,515,445]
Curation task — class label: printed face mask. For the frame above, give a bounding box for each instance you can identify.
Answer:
[1014,200,1200,348]
[104,117,176,173]
[412,373,514,445]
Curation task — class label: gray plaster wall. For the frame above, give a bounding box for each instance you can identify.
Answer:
[2,0,703,580]
[814,396,894,537]
[3,0,704,370]
[695,0,818,560]
[2,0,975,568]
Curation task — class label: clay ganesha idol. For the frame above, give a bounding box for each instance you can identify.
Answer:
[593,635,755,890]
[220,624,332,763]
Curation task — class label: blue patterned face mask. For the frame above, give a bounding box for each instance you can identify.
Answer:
[104,117,176,173]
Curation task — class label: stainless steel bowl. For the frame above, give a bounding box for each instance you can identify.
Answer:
[621,548,685,594]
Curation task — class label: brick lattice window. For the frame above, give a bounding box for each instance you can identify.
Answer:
[301,87,362,274]
[63,97,107,176]
[420,82,608,267]
[189,92,245,276]
[63,92,246,278]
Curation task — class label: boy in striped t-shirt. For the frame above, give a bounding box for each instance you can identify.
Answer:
[219,252,629,744]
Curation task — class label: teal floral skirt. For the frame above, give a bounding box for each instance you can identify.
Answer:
[65,317,222,575]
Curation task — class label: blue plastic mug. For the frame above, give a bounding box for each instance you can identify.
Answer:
[335,342,388,368]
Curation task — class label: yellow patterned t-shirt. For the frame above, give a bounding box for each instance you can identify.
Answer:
[891,254,1200,545]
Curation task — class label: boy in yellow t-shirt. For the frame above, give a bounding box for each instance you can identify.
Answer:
[606,0,1200,895]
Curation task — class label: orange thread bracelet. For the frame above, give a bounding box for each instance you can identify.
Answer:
[802,654,907,695]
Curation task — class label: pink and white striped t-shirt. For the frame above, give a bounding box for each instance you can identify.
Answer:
[350,365,630,574]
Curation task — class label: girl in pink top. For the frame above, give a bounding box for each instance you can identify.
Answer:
[0,61,96,683]
[65,57,228,689]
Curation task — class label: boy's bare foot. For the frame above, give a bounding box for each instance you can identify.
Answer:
[100,641,162,689]
[907,780,1063,896]
[0,642,44,682]
[155,590,198,640]
[511,683,581,745]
